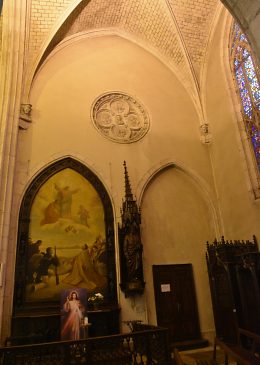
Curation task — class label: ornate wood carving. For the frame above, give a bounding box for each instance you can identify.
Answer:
[206,235,260,343]
[118,161,145,297]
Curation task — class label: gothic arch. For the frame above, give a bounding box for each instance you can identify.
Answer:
[14,157,117,313]
[138,160,217,337]
[137,160,221,238]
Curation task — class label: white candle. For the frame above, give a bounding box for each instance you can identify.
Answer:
[84,317,88,325]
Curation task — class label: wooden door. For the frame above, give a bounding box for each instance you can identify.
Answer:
[153,264,201,343]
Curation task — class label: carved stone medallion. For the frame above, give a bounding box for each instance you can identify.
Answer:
[91,92,150,143]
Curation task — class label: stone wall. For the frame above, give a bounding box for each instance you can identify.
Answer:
[0,14,2,56]
[28,0,73,66]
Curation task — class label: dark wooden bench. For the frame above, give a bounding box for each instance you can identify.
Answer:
[213,328,260,365]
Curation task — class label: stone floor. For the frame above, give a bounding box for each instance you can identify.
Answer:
[179,346,236,365]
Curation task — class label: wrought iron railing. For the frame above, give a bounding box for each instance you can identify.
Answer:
[0,326,172,365]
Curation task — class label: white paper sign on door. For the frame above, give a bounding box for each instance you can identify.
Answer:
[160,283,171,292]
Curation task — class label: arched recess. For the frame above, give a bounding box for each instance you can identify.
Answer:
[12,157,117,341]
[25,0,203,121]
[140,164,216,341]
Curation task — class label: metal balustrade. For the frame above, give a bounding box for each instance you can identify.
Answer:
[0,326,172,365]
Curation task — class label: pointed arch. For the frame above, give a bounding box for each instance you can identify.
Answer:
[137,159,221,238]
[14,157,117,315]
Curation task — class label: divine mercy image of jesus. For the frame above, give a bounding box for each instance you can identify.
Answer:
[60,288,87,340]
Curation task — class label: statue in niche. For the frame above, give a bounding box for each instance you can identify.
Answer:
[119,161,145,297]
[123,224,143,282]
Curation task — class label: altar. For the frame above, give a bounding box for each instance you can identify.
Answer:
[9,306,121,346]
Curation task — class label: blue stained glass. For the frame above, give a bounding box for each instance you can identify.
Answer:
[234,22,240,40]
[251,126,260,168]
[234,58,240,69]
[243,48,249,59]
[254,90,260,101]
[240,33,247,43]
[236,67,252,118]
[244,56,260,102]
[232,22,260,170]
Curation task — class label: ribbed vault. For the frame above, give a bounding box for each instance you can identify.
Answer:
[30,0,222,104]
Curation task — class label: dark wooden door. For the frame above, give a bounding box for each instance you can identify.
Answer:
[153,264,201,343]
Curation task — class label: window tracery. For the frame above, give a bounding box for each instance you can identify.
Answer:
[230,22,260,174]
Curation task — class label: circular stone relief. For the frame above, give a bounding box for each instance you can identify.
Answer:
[91,92,150,143]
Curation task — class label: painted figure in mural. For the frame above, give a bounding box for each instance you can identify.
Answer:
[61,291,85,340]
[54,184,79,219]
[27,239,43,283]
[90,236,107,277]
[62,244,106,290]
[123,225,143,281]
[41,199,60,225]
[33,247,59,290]
[90,235,106,262]
[41,184,79,225]
[27,239,42,259]
[78,204,90,227]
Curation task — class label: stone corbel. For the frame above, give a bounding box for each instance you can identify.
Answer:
[200,122,212,144]
[19,103,32,130]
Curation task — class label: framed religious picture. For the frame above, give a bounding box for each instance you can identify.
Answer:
[60,288,88,341]
[13,158,117,314]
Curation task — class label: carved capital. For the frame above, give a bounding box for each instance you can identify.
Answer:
[200,122,212,144]
[19,103,32,130]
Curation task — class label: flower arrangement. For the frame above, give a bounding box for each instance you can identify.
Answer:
[88,292,104,307]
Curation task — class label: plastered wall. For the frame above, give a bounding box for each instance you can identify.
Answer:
[0,14,2,53]
[9,34,218,338]
[141,166,216,341]
[205,13,260,240]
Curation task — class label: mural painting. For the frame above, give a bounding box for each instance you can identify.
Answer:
[25,168,107,302]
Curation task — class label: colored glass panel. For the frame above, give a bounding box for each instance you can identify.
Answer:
[251,125,260,169]
[234,58,240,69]
[234,22,240,41]
[235,67,252,118]
[243,48,249,60]
[240,33,247,43]
[244,55,260,103]
[232,23,260,171]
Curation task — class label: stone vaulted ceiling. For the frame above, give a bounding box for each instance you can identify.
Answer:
[30,0,222,103]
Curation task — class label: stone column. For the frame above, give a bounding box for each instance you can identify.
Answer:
[0,0,28,344]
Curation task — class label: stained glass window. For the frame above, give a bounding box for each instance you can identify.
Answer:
[230,22,260,170]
